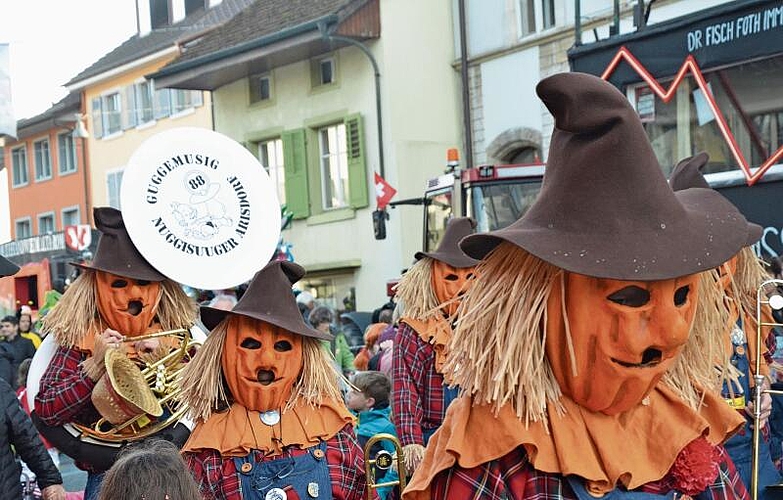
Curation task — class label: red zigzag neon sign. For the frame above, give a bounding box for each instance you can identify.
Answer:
[601,46,783,186]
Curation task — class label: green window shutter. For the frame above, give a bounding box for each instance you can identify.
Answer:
[345,114,368,208]
[281,129,310,219]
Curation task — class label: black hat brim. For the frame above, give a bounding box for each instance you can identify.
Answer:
[0,256,19,277]
[200,306,333,341]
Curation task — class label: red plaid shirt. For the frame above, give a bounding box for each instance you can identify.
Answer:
[392,322,447,447]
[35,346,102,471]
[428,444,748,500]
[184,425,369,500]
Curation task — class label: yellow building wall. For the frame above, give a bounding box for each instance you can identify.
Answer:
[82,53,213,211]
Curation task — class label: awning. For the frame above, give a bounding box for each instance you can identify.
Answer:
[569,0,783,87]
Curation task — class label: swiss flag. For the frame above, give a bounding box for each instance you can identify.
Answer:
[374,172,397,210]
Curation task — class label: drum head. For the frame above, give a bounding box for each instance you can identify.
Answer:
[121,128,281,290]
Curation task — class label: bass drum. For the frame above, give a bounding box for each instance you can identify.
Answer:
[27,325,207,471]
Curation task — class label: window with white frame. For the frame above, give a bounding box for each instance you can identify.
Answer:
[11,147,28,187]
[34,139,52,181]
[171,89,203,114]
[318,123,349,210]
[38,212,55,234]
[517,0,556,37]
[107,170,124,209]
[58,133,77,174]
[61,206,81,227]
[134,81,155,124]
[102,92,122,135]
[312,56,336,87]
[249,74,272,103]
[258,138,285,204]
[15,218,31,239]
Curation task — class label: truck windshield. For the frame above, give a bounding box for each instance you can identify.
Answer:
[467,181,543,233]
[424,187,453,252]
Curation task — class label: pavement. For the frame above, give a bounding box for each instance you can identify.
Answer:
[58,453,87,492]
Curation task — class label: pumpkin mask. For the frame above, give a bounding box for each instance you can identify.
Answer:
[545,272,699,415]
[222,315,303,412]
[431,261,475,316]
[95,271,162,337]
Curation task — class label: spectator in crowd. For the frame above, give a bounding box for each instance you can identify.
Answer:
[97,439,201,500]
[0,315,36,385]
[0,374,65,500]
[18,306,42,349]
[296,290,315,321]
[354,323,387,371]
[311,306,356,377]
[348,371,400,500]
[17,358,60,470]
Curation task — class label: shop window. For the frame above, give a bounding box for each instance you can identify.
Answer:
[58,133,77,174]
[258,138,285,204]
[11,146,28,187]
[38,212,55,234]
[15,218,31,239]
[34,139,52,181]
[632,54,783,177]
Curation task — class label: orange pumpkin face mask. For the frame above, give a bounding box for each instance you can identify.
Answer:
[545,272,699,415]
[222,316,303,412]
[431,261,476,316]
[95,271,162,337]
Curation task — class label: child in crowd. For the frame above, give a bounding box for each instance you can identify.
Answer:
[97,439,201,500]
[348,371,399,500]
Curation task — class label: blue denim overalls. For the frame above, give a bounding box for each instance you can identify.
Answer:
[565,476,676,500]
[233,440,332,500]
[722,321,782,500]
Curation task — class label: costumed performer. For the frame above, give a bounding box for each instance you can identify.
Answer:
[404,72,754,500]
[34,207,198,500]
[179,260,368,500]
[669,152,782,497]
[391,216,478,473]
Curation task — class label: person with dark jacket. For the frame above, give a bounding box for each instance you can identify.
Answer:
[0,253,65,500]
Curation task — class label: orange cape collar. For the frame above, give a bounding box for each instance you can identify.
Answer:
[183,399,355,458]
[404,385,743,500]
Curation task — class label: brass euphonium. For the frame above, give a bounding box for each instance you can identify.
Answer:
[751,279,783,500]
[364,433,407,500]
[80,327,203,442]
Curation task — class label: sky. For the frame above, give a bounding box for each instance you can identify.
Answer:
[0,0,138,242]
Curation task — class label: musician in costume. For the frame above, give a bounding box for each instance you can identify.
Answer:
[404,73,753,500]
[34,207,197,500]
[670,153,782,498]
[179,260,368,500]
[391,217,478,473]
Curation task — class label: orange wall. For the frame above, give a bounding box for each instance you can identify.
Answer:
[4,129,89,236]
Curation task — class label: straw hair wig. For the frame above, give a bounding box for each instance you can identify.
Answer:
[178,320,343,422]
[730,246,770,327]
[394,257,440,320]
[445,242,732,423]
[40,270,197,347]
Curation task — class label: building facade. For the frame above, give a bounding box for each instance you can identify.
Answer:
[153,0,463,310]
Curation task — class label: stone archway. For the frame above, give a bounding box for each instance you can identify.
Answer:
[485,127,542,164]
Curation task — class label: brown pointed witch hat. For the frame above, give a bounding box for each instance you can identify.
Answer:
[200,260,332,340]
[460,72,748,280]
[74,207,166,282]
[668,152,761,246]
[0,255,19,277]
[414,217,479,268]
